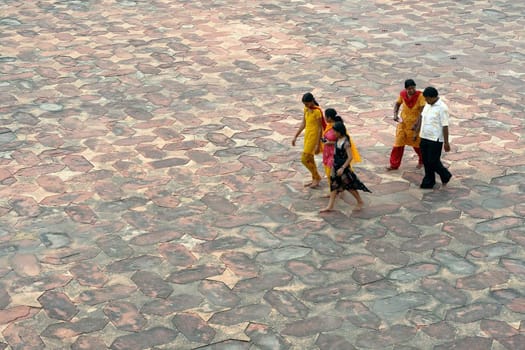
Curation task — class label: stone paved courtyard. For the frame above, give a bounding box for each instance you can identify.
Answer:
[0,0,524,349]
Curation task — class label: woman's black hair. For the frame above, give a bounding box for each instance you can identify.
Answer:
[332,121,348,140]
[325,108,344,123]
[302,92,319,106]
[404,79,416,88]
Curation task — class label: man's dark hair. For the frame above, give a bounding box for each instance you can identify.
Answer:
[404,79,416,88]
[423,86,439,98]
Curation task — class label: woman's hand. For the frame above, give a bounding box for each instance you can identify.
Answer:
[292,136,297,146]
[337,168,344,176]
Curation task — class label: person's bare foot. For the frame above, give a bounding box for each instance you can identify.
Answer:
[416,163,423,169]
[321,193,330,198]
[354,202,364,211]
[309,179,321,188]
[385,166,397,171]
[303,182,312,187]
[319,207,333,213]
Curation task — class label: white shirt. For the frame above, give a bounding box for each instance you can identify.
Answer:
[420,98,449,142]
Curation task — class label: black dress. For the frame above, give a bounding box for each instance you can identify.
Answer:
[330,138,371,193]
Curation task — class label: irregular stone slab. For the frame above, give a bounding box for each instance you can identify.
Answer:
[446,303,501,323]
[274,220,327,240]
[96,234,134,259]
[441,223,485,245]
[285,260,327,285]
[490,173,525,186]
[452,199,494,219]
[196,340,250,350]
[480,319,519,338]
[198,280,240,308]
[240,225,280,248]
[406,309,441,326]
[41,247,100,265]
[69,262,108,288]
[201,193,237,214]
[335,300,381,329]
[39,232,71,249]
[256,246,311,264]
[2,323,46,349]
[422,321,456,340]
[497,335,525,350]
[9,253,40,277]
[110,327,178,350]
[468,243,517,260]
[167,265,225,284]
[234,273,292,293]
[506,297,525,313]
[507,229,525,247]
[379,216,421,238]
[131,271,173,298]
[433,336,492,350]
[500,258,525,279]
[321,254,376,271]
[8,196,41,217]
[264,290,309,318]
[103,301,146,332]
[431,250,478,275]
[158,243,196,267]
[245,323,291,350]
[421,278,468,305]
[356,325,417,349]
[351,203,401,219]
[38,290,78,321]
[0,306,31,325]
[401,234,451,252]
[456,270,510,290]
[199,237,248,252]
[141,294,203,316]
[303,234,344,256]
[107,255,163,273]
[258,202,297,223]
[352,268,384,285]
[0,287,10,309]
[302,282,360,303]
[130,229,184,246]
[209,304,271,326]
[315,333,356,350]
[282,316,343,337]
[475,216,524,233]
[365,240,409,266]
[77,284,137,306]
[371,292,430,320]
[388,263,440,281]
[213,212,265,228]
[220,251,259,279]
[172,312,216,344]
[71,335,107,350]
[41,317,109,338]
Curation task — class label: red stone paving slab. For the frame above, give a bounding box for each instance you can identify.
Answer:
[1,0,525,348]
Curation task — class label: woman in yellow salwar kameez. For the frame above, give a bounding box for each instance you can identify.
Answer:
[292,93,324,188]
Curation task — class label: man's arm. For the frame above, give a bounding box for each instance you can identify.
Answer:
[443,126,450,152]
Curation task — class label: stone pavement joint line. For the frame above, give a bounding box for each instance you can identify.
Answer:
[0,0,524,349]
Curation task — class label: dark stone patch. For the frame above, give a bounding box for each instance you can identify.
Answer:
[41,247,100,265]
[285,260,327,285]
[365,240,409,266]
[96,234,134,259]
[258,202,296,223]
[110,327,178,350]
[321,254,375,271]
[401,234,451,252]
[433,336,492,350]
[71,335,107,350]
[77,285,137,306]
[209,304,271,326]
[103,301,146,332]
[379,216,421,237]
[256,246,311,264]
[167,265,225,284]
[431,249,478,275]
[201,193,237,214]
[302,282,360,303]
[131,271,173,298]
[39,232,71,249]
[108,255,163,273]
[149,157,189,169]
[355,325,417,349]
[37,290,78,321]
[264,290,309,318]
[303,234,344,256]
[172,312,216,344]
[3,323,46,349]
[371,292,430,320]
[234,273,292,293]
[456,270,510,290]
[282,316,343,337]
[158,243,196,267]
[0,287,10,309]
[422,321,456,340]
[194,339,250,350]
[41,318,109,338]
[65,205,97,224]
[480,319,519,338]
[421,278,468,305]
[406,309,441,326]
[388,263,440,281]
[446,303,501,323]
[245,323,291,350]
[69,262,108,287]
[220,251,259,279]
[352,269,384,285]
[141,294,203,316]
[198,280,240,308]
[240,225,280,248]
[335,300,381,329]
[8,196,41,217]
[232,129,272,140]
[315,333,355,350]
[130,229,184,246]
[500,258,525,279]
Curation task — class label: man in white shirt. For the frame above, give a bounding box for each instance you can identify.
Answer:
[416,87,452,189]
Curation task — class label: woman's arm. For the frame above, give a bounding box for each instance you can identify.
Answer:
[337,141,353,175]
[292,116,306,146]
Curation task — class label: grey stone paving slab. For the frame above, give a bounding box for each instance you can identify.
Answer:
[1,0,524,348]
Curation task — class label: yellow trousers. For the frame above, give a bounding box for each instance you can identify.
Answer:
[301,153,321,181]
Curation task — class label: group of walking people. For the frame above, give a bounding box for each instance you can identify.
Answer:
[292,79,452,212]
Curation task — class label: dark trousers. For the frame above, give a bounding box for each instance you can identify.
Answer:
[419,138,451,188]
